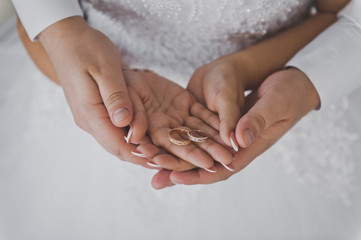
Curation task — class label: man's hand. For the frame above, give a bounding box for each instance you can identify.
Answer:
[152,68,320,188]
[34,16,152,163]
[187,54,250,153]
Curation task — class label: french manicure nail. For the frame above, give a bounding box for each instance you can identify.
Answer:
[131,151,147,158]
[221,163,235,172]
[113,108,130,123]
[203,166,217,173]
[230,131,239,152]
[124,127,133,143]
[147,162,162,168]
[243,128,254,147]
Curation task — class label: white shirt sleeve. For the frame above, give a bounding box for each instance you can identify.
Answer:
[286,0,361,107]
[12,0,83,41]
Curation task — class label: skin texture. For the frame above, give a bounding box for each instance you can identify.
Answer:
[122,70,235,171]
[152,68,321,188]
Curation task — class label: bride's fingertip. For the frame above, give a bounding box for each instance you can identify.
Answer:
[203,166,217,173]
[221,162,235,172]
[230,131,239,152]
[131,151,147,158]
[146,162,162,168]
[124,127,133,143]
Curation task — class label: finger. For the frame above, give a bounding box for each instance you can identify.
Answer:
[214,88,243,152]
[135,143,196,171]
[235,89,287,148]
[169,123,287,186]
[91,63,133,128]
[185,117,234,165]
[169,162,233,185]
[85,106,154,168]
[187,67,206,104]
[149,127,217,172]
[126,88,148,144]
[190,103,220,131]
[168,125,286,186]
[151,169,175,190]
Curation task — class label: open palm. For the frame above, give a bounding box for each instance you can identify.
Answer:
[123,69,235,172]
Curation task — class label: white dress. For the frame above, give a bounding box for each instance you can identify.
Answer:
[1,1,361,239]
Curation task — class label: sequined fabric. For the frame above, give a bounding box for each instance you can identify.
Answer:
[81,0,313,86]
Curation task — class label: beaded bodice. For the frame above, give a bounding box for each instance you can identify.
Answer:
[81,0,313,86]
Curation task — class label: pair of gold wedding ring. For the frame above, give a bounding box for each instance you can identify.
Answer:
[168,128,209,146]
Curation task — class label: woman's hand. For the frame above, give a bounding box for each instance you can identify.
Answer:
[187,54,250,152]
[122,69,236,172]
[152,68,320,188]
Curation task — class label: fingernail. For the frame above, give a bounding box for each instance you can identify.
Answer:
[113,108,129,123]
[229,131,239,152]
[221,163,235,172]
[170,178,181,185]
[243,129,254,147]
[131,151,147,158]
[124,127,133,143]
[147,162,162,168]
[203,166,217,173]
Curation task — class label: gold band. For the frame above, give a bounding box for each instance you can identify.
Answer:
[168,128,192,146]
[187,129,209,143]
[168,128,209,145]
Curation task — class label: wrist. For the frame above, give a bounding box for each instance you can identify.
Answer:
[287,67,321,110]
[39,16,88,51]
[229,50,264,90]
[215,52,253,90]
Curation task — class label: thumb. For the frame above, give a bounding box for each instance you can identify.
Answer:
[213,89,243,152]
[235,90,286,148]
[94,69,133,128]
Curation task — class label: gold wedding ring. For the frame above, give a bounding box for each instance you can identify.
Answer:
[168,128,209,145]
[187,130,209,143]
[168,128,192,146]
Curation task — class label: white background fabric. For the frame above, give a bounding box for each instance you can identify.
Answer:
[0,0,15,24]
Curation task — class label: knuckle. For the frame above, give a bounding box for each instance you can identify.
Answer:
[105,90,129,108]
[244,112,266,134]
[253,112,267,131]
